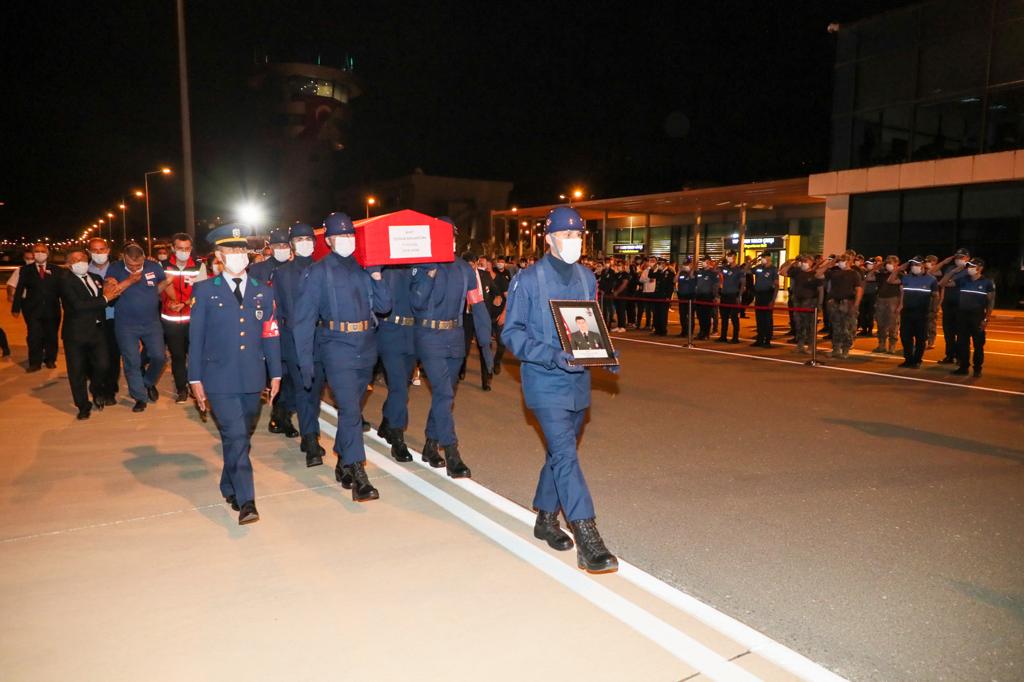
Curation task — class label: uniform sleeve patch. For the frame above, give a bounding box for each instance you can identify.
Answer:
[262,319,280,338]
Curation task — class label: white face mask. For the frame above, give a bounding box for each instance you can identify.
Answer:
[157,254,168,261]
[865,262,874,270]
[211,262,222,275]
[223,253,249,275]
[496,263,505,270]
[70,262,90,276]
[272,247,291,263]
[967,267,979,276]
[332,236,356,258]
[911,266,923,275]
[175,250,191,263]
[553,235,582,264]
[90,252,109,265]
[885,263,895,272]
[799,262,811,271]
[33,253,48,264]
[293,241,315,258]
[837,261,849,270]
[955,258,967,267]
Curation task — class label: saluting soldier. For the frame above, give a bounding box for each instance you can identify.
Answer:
[502,206,619,574]
[272,223,326,467]
[409,216,491,478]
[188,224,282,525]
[293,212,392,502]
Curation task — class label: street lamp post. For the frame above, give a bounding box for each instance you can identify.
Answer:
[118,201,127,244]
[365,196,376,220]
[143,168,172,255]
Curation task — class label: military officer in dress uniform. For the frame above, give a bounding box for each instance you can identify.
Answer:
[502,206,618,574]
[375,265,417,463]
[293,212,392,501]
[188,223,282,525]
[273,223,327,467]
[409,217,491,479]
[249,228,300,440]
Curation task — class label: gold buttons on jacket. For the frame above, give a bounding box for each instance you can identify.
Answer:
[239,317,245,323]
[240,331,245,336]
[240,345,246,350]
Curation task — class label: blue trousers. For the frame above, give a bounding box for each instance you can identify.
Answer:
[278,360,296,412]
[531,407,595,522]
[115,322,166,402]
[380,350,416,431]
[420,354,462,446]
[208,392,261,505]
[284,353,324,437]
[323,362,372,466]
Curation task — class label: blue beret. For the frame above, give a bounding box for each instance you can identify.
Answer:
[207,222,250,248]
[267,228,289,245]
[289,223,315,240]
[324,212,355,236]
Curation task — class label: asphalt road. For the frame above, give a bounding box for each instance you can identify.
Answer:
[358,316,1024,682]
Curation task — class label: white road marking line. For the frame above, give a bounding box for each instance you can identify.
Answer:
[317,413,761,681]
[330,404,849,682]
[610,336,1024,397]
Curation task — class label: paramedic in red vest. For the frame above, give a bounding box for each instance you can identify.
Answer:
[161,232,207,404]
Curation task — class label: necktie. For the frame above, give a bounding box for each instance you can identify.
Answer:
[232,278,244,306]
[38,265,45,279]
[81,275,97,297]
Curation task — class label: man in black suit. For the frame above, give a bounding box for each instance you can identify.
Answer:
[60,249,125,419]
[570,316,604,350]
[12,243,62,372]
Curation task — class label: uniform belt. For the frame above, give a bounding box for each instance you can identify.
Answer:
[385,314,415,326]
[322,320,371,332]
[418,317,462,330]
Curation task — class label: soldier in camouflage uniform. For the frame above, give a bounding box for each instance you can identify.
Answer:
[873,255,901,354]
[816,253,863,359]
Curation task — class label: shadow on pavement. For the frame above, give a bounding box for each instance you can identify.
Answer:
[824,418,1024,464]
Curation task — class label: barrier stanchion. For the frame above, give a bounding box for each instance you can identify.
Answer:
[686,298,694,348]
[805,305,822,367]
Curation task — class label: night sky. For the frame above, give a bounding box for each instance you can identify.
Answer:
[1,0,907,243]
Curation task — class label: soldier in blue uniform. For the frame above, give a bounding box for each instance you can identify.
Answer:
[249,228,300,440]
[375,265,417,463]
[675,256,696,338]
[939,258,996,377]
[502,207,618,574]
[693,256,720,340]
[935,248,972,364]
[890,256,938,369]
[293,212,392,501]
[272,223,327,467]
[409,217,491,479]
[716,250,745,344]
[748,252,779,348]
[188,223,282,525]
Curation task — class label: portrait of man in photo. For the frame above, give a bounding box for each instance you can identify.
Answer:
[570,314,604,351]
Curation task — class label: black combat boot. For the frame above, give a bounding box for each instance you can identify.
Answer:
[280,412,299,438]
[534,510,573,551]
[343,461,380,502]
[482,370,492,392]
[377,417,394,444]
[421,438,445,468]
[568,518,618,573]
[390,430,413,463]
[267,402,287,434]
[443,442,471,479]
[301,433,324,467]
[335,461,353,488]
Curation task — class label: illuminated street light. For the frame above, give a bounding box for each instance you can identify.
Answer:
[237,202,265,226]
[366,196,377,219]
[143,168,173,255]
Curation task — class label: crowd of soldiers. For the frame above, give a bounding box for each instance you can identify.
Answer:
[5,207,619,574]
[581,247,996,375]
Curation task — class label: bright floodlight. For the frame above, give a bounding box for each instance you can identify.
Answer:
[237,202,265,225]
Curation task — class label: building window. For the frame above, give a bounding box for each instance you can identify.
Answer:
[985,86,1024,151]
[990,18,1024,86]
[912,96,982,159]
[901,188,958,255]
[855,50,916,110]
[917,31,987,98]
[852,106,911,166]
[849,193,900,256]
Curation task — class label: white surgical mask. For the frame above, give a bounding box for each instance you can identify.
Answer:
[554,236,582,264]
[967,267,979,276]
[496,263,505,270]
[799,262,811,271]
[70,262,90,276]
[837,261,849,270]
[885,263,895,272]
[33,253,48,264]
[955,258,967,266]
[865,262,874,270]
[211,262,222,275]
[157,254,168,261]
[90,252,109,265]
[332,236,356,258]
[223,253,249,275]
[272,247,291,263]
[175,250,191,263]
[911,265,923,275]
[293,241,315,258]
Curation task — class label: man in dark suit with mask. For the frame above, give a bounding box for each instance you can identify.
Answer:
[12,242,63,372]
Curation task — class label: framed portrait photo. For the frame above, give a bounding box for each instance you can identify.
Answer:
[549,300,619,367]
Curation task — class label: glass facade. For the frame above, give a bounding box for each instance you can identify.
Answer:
[848,182,1024,305]
[831,0,1024,169]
